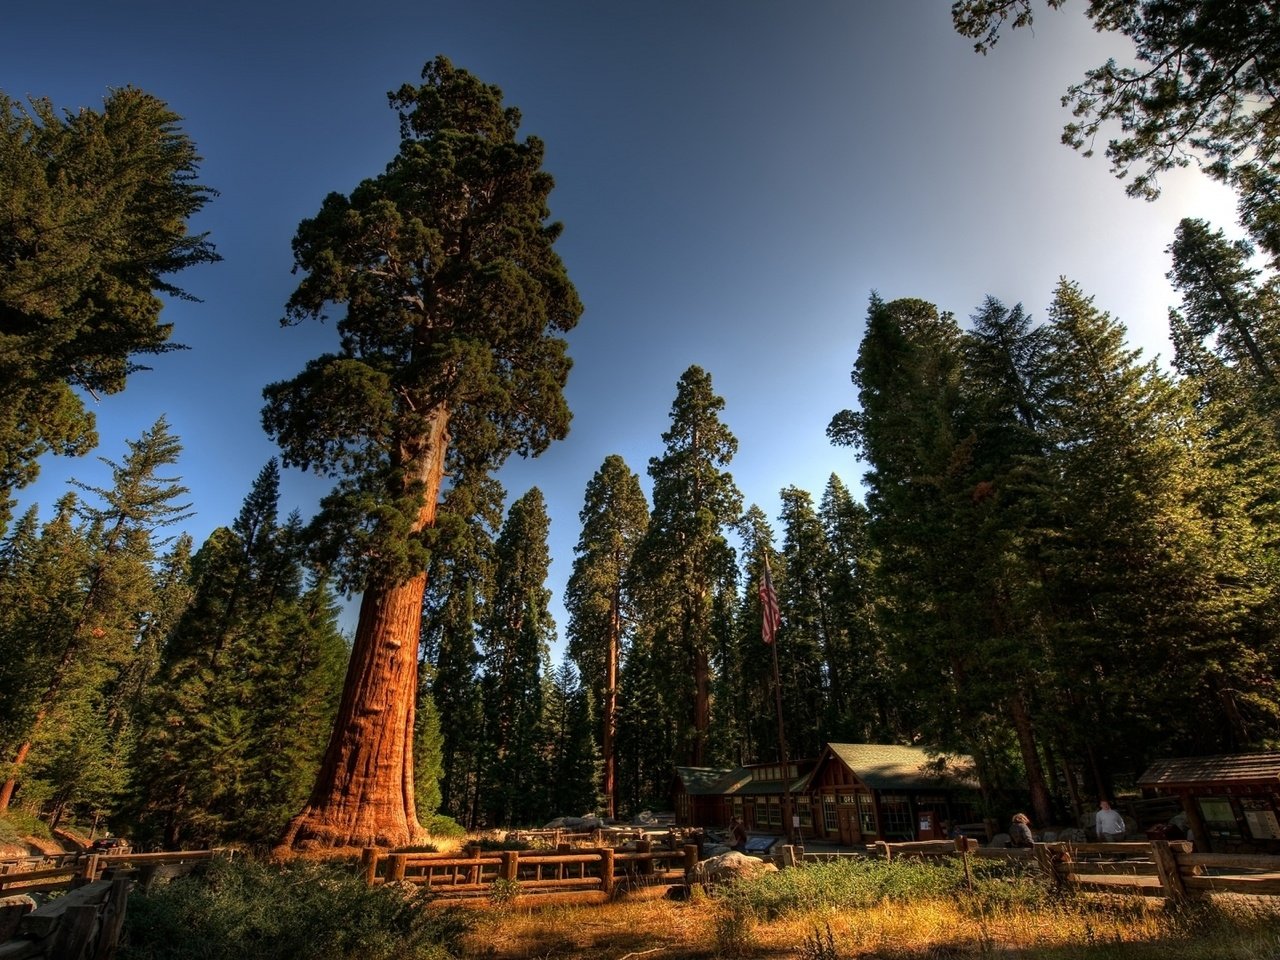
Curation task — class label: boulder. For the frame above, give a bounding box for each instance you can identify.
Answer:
[687,851,777,887]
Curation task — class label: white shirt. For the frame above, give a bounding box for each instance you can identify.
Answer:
[1095,807,1125,836]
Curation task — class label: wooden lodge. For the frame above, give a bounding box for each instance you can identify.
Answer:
[673,743,980,844]
[1138,751,1280,854]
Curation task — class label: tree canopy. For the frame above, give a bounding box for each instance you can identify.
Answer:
[0,88,218,530]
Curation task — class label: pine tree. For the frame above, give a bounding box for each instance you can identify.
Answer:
[1039,279,1273,783]
[264,57,581,848]
[817,476,894,741]
[543,660,603,818]
[564,454,648,817]
[421,475,502,827]
[131,465,346,846]
[634,366,742,766]
[0,88,218,530]
[775,488,835,759]
[0,418,189,811]
[478,488,555,827]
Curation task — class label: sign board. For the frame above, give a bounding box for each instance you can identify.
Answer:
[1244,809,1280,840]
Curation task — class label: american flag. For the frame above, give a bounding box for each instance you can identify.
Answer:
[759,553,781,645]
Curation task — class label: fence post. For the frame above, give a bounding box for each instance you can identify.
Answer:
[600,847,615,899]
[388,854,407,883]
[955,836,975,893]
[874,841,891,862]
[77,854,100,884]
[501,850,519,883]
[361,848,379,886]
[1150,840,1188,903]
[636,838,653,876]
[683,843,698,873]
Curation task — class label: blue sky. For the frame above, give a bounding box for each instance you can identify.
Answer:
[5,2,1240,645]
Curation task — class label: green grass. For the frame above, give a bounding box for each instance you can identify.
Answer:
[719,855,1052,920]
[0,809,52,848]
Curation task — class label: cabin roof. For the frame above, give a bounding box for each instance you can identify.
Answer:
[1138,752,1280,789]
[822,743,978,790]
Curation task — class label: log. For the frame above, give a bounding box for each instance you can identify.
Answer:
[1184,875,1280,896]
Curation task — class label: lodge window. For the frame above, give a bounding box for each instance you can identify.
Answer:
[823,795,837,832]
[857,793,876,835]
[798,797,813,828]
[879,794,913,840]
[733,797,744,821]
[767,797,782,826]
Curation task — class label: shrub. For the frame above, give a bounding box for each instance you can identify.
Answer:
[419,815,466,839]
[119,856,471,960]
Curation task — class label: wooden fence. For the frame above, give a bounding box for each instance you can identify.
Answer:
[0,850,221,960]
[363,841,700,908]
[804,838,1280,902]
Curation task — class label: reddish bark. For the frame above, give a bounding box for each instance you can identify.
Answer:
[602,588,620,819]
[280,408,449,849]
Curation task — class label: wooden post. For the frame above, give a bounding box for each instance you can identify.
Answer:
[683,843,698,872]
[600,848,616,899]
[501,850,519,883]
[1032,843,1061,889]
[49,903,98,960]
[955,836,974,893]
[78,854,100,884]
[1151,840,1188,902]
[361,848,379,886]
[874,841,891,862]
[636,839,652,876]
[781,845,798,868]
[388,854,407,883]
[93,876,131,960]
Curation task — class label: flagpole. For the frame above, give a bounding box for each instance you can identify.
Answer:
[760,552,793,843]
[769,631,794,843]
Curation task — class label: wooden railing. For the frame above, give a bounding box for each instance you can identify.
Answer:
[363,841,700,907]
[0,849,222,959]
[805,838,1280,901]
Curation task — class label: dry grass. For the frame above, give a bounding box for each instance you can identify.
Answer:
[459,892,1280,960]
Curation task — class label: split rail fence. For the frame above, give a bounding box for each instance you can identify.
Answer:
[0,850,220,959]
[806,837,1280,902]
[362,841,700,908]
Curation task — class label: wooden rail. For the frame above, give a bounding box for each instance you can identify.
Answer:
[802,838,1280,902]
[0,849,223,958]
[363,842,699,907]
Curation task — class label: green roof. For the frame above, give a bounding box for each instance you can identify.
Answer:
[674,766,737,795]
[824,743,977,790]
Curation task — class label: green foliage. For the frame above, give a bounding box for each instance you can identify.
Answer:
[119,856,470,960]
[952,0,1280,265]
[262,55,582,591]
[632,365,742,768]
[0,88,218,529]
[478,488,555,826]
[129,461,347,847]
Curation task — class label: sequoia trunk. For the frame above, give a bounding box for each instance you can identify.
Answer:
[280,408,448,849]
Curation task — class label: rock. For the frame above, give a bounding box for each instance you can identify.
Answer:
[687,851,777,887]
[542,816,605,831]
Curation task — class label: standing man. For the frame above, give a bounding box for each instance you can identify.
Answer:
[1095,800,1126,842]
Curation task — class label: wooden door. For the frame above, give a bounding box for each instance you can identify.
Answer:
[838,805,859,846]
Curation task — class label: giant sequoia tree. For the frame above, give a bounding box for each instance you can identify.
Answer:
[0,88,218,531]
[265,57,581,848]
